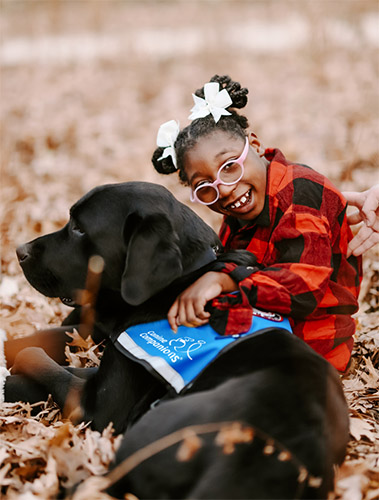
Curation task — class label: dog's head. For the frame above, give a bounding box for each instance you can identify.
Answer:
[17,182,220,307]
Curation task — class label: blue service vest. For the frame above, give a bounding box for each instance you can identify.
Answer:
[115,308,292,394]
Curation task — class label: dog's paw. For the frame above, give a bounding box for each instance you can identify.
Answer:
[11,346,50,376]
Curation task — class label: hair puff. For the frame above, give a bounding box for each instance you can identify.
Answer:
[194,74,249,111]
[151,147,177,175]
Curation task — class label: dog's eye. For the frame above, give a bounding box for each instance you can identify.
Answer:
[71,222,85,235]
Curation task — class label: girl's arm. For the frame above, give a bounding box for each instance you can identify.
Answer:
[168,272,237,332]
[168,203,359,332]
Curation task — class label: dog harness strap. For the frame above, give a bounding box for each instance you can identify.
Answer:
[114,309,292,394]
[116,332,186,393]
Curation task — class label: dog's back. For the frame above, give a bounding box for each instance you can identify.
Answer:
[107,331,349,499]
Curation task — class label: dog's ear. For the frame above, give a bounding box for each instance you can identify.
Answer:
[121,212,183,305]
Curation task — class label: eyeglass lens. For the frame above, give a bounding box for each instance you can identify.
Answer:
[196,162,243,203]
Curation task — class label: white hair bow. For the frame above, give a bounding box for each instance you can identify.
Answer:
[156,120,180,168]
[188,82,232,123]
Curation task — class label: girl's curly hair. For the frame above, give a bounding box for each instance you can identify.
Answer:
[152,75,249,183]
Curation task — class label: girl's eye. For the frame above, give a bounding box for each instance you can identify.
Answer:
[194,180,209,190]
[222,163,234,173]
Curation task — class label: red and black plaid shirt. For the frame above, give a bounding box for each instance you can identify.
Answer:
[211,148,362,372]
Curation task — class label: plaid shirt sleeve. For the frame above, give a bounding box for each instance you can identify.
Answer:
[212,206,334,315]
[208,151,361,359]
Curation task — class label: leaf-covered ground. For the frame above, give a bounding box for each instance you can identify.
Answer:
[1,1,378,498]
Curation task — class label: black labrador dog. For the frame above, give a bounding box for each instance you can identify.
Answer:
[3,182,349,499]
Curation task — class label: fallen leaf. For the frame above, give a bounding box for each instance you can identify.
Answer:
[215,422,254,455]
[176,430,203,462]
[349,417,377,442]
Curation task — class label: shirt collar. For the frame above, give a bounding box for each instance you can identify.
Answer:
[223,193,270,232]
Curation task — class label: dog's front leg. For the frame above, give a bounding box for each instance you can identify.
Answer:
[8,347,85,420]
[4,326,79,367]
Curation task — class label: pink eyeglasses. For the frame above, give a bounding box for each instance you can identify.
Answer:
[190,137,249,205]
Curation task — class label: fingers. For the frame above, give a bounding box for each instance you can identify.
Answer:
[362,193,379,230]
[168,299,180,333]
[168,295,210,332]
[347,225,379,257]
[176,295,210,328]
[342,191,365,209]
[346,209,363,226]
[344,186,379,230]
[177,296,210,326]
[167,272,229,332]
[347,224,371,257]
[349,232,379,257]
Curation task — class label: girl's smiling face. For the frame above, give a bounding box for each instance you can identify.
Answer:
[184,131,268,221]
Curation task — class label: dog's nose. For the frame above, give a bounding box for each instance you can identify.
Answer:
[16,244,30,263]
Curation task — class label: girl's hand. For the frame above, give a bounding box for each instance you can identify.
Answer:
[168,272,238,332]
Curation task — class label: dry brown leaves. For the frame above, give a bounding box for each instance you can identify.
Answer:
[334,304,379,500]
[64,330,103,369]
[0,398,122,499]
[331,252,379,500]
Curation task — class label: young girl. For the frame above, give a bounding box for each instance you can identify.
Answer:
[152,75,362,372]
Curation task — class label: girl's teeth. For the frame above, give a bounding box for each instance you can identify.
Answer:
[231,191,250,209]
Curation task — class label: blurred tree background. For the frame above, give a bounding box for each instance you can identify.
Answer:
[1,0,378,261]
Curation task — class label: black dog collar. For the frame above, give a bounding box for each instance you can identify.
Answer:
[184,246,217,274]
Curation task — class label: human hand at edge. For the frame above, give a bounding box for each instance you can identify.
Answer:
[168,272,238,333]
[343,185,379,257]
